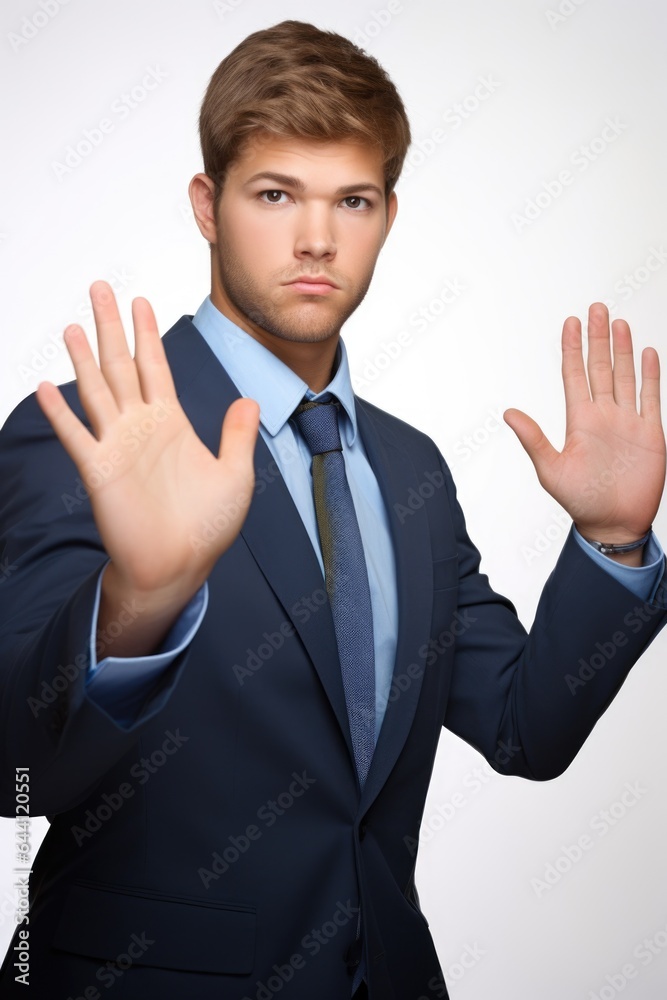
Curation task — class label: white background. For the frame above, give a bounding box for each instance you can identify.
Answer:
[1,0,666,997]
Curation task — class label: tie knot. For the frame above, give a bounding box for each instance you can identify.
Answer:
[292,398,342,457]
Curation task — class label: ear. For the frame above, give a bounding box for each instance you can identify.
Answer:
[188,173,219,244]
[382,190,398,245]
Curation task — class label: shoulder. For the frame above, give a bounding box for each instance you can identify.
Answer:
[354,393,444,462]
[1,314,202,443]
[0,380,80,450]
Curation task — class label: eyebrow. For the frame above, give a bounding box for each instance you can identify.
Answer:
[243,171,384,199]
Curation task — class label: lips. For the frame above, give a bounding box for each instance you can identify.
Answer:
[285,276,339,295]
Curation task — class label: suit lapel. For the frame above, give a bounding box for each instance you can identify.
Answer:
[163,319,434,801]
[239,437,355,760]
[164,318,355,765]
[355,399,434,811]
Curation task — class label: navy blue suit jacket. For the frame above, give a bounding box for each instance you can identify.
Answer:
[1,316,665,999]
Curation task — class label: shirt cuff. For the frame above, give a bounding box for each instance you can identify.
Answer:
[573,526,665,602]
[85,565,208,714]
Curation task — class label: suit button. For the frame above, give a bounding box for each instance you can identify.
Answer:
[359,821,368,840]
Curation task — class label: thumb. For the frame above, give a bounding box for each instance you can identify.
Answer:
[503,408,559,482]
[217,397,260,477]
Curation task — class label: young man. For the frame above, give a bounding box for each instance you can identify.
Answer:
[0,19,665,1000]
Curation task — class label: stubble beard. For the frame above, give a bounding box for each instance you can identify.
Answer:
[214,237,376,344]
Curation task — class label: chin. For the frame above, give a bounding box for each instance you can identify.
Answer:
[266,309,344,344]
[270,324,339,345]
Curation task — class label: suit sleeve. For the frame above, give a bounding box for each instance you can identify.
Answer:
[439,454,667,780]
[86,566,208,721]
[0,389,195,816]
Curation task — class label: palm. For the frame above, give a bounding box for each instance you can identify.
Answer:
[505,304,665,542]
[36,282,259,596]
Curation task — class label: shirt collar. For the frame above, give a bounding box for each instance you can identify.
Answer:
[191,296,358,445]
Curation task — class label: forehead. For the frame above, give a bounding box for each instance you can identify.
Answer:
[229,134,385,187]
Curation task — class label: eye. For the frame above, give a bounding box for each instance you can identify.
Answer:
[260,190,288,204]
[342,195,370,210]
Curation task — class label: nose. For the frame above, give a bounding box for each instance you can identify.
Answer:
[293,203,336,262]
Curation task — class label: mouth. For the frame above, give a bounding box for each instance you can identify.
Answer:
[284,276,339,295]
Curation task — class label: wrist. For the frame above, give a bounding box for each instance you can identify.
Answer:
[575,524,652,547]
[575,524,652,566]
[101,560,206,615]
[97,562,205,659]
[595,546,646,567]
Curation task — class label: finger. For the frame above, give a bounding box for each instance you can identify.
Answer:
[504,408,559,484]
[610,318,637,410]
[91,280,143,407]
[561,315,591,408]
[586,302,614,400]
[36,380,98,469]
[61,324,119,436]
[639,347,662,425]
[217,398,260,480]
[132,297,177,403]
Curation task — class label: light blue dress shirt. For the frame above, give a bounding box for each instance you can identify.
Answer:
[86,296,665,726]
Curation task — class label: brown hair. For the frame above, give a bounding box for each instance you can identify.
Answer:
[199,20,411,210]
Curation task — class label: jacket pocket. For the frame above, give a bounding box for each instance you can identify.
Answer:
[53,880,256,974]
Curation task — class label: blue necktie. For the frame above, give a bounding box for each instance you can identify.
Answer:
[291,396,376,787]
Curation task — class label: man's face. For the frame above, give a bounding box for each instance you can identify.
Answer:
[208,135,398,350]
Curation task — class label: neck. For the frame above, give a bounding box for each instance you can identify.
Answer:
[255,337,339,394]
[209,288,340,393]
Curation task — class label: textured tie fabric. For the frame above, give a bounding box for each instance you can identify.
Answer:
[291,395,376,788]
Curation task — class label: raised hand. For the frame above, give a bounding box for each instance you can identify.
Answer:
[36,281,260,654]
[504,303,665,554]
